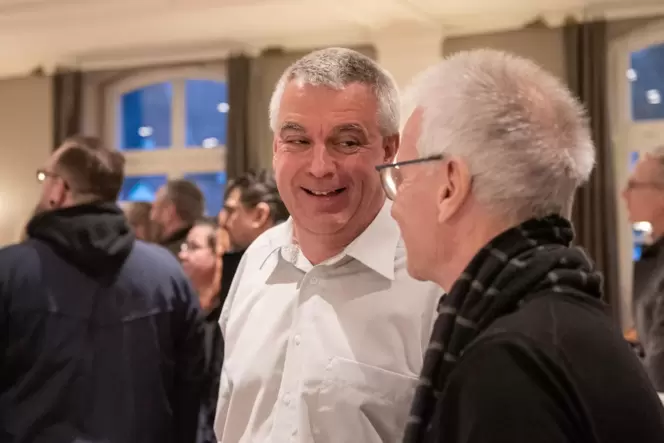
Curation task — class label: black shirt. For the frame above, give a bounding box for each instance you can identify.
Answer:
[433,290,664,443]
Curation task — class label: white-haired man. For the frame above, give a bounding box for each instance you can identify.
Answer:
[379,49,664,443]
[214,48,441,442]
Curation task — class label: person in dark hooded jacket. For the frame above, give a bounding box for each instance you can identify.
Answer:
[0,136,207,443]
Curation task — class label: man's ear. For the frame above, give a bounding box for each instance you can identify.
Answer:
[165,200,178,220]
[437,158,472,224]
[251,202,271,228]
[52,179,68,208]
[384,134,399,163]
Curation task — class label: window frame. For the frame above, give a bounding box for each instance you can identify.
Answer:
[609,18,664,328]
[103,65,228,180]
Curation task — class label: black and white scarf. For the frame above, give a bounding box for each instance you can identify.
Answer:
[402,215,603,443]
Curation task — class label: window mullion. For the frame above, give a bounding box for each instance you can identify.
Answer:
[172,78,186,150]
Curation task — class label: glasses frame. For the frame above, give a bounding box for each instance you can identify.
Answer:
[36,168,71,191]
[375,154,444,200]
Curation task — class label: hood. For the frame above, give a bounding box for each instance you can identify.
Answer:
[27,202,135,279]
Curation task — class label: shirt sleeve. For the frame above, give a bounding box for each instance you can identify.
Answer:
[433,334,580,443]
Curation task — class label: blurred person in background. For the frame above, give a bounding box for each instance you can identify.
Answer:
[151,179,205,256]
[623,146,664,391]
[217,170,288,306]
[180,217,221,311]
[121,201,155,242]
[389,49,664,443]
[179,217,224,443]
[215,48,441,443]
[0,135,206,443]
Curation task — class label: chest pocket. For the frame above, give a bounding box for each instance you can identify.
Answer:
[311,356,418,443]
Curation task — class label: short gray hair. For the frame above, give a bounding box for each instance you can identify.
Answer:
[269,47,400,136]
[405,49,595,220]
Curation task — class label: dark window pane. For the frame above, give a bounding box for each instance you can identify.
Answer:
[185,79,228,148]
[630,151,639,170]
[119,83,173,150]
[184,172,227,216]
[119,175,168,202]
[634,244,642,261]
[630,43,664,121]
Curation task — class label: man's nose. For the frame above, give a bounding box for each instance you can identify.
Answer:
[308,143,336,178]
[218,210,228,227]
[178,250,187,261]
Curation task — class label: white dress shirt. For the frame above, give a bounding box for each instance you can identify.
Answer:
[214,201,441,443]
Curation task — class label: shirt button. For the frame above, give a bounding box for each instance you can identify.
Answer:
[282,393,291,405]
[293,335,301,346]
[292,428,298,436]
[310,277,318,285]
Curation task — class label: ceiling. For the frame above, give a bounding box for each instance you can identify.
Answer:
[0,0,662,78]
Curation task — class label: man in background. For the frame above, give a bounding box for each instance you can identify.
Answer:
[624,146,664,391]
[151,179,205,256]
[217,170,288,305]
[121,201,154,241]
[215,48,441,443]
[0,136,206,443]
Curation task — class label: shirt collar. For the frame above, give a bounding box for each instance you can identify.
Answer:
[259,200,400,280]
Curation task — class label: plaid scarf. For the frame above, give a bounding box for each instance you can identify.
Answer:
[402,214,603,443]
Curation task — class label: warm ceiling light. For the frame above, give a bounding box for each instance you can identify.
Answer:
[138,126,154,137]
[627,68,637,81]
[634,221,652,233]
[646,89,661,105]
[202,137,219,148]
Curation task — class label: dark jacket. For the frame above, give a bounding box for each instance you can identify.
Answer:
[0,203,207,443]
[160,226,192,258]
[197,250,244,443]
[434,290,664,442]
[634,237,664,390]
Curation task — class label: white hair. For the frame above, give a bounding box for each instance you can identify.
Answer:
[268,47,400,136]
[404,49,595,220]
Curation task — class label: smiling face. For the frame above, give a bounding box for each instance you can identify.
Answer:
[273,81,397,240]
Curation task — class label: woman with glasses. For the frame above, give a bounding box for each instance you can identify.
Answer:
[179,217,225,443]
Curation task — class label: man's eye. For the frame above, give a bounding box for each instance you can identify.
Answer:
[286,139,309,145]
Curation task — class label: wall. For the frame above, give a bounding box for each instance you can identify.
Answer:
[0,76,52,245]
[443,27,567,79]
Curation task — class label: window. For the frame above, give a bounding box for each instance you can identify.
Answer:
[185,79,229,148]
[119,82,173,150]
[119,175,168,202]
[106,66,228,214]
[630,43,664,121]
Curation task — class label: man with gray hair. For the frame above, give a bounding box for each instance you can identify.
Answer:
[380,49,664,442]
[215,47,441,442]
[624,146,664,392]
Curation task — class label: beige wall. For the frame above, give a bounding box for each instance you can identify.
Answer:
[443,27,567,79]
[0,76,52,245]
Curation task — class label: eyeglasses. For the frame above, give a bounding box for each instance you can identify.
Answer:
[626,180,664,191]
[180,242,212,253]
[36,168,71,191]
[375,154,444,200]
